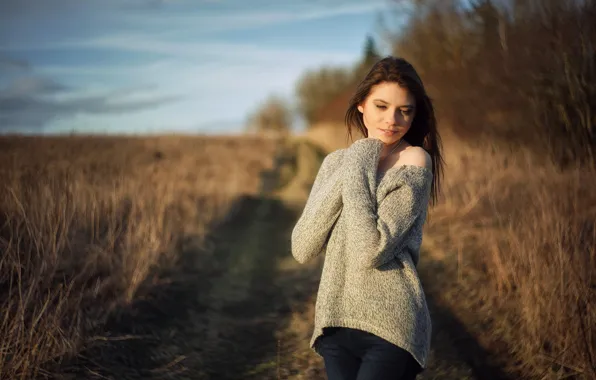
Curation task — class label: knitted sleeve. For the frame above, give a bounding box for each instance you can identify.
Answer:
[291,149,344,264]
[342,138,432,269]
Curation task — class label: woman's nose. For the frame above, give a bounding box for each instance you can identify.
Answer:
[386,111,400,126]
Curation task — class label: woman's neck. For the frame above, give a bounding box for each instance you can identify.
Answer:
[379,139,403,160]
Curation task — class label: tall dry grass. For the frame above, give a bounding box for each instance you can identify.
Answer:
[425,129,596,378]
[0,134,278,379]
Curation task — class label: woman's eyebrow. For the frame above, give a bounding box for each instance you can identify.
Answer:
[373,99,415,108]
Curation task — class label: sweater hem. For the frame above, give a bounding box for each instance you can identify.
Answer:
[310,318,428,369]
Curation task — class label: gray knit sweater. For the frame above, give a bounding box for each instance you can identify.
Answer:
[290,137,433,369]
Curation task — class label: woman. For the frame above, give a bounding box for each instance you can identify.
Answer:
[290,56,444,380]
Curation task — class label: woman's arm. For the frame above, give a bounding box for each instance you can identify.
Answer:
[291,149,344,264]
[342,138,432,269]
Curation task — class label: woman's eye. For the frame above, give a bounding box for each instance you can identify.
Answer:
[401,109,413,116]
[376,105,386,110]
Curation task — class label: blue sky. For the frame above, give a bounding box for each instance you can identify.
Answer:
[0,0,404,135]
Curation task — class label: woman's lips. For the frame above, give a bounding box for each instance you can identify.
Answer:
[379,128,398,136]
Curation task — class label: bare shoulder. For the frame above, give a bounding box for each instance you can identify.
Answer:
[398,146,432,170]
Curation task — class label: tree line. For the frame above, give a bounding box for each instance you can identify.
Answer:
[247,0,595,166]
[392,0,595,166]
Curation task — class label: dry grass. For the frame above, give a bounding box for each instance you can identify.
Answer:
[423,129,596,378]
[0,134,279,379]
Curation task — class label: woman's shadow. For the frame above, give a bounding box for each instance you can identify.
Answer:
[418,255,515,380]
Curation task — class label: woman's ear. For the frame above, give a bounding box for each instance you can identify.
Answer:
[357,104,364,113]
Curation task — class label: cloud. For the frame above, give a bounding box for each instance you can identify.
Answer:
[2,76,68,97]
[24,35,355,66]
[0,1,390,51]
[0,75,182,131]
[116,0,195,11]
[0,54,31,71]
[0,0,185,15]
[122,1,389,33]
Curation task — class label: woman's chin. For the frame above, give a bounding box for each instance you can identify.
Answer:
[372,134,398,145]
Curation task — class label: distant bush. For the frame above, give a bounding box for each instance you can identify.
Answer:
[245,95,293,136]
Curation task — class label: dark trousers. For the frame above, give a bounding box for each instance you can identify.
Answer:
[314,327,421,380]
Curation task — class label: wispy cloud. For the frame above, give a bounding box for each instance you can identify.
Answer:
[0,74,182,131]
[2,76,68,97]
[44,36,355,64]
[0,0,390,50]
[0,54,31,71]
[122,1,389,33]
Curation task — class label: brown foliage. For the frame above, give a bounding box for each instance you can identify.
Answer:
[392,0,596,166]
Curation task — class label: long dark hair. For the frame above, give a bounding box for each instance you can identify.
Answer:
[344,56,444,207]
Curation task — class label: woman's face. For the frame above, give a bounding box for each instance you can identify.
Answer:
[357,81,416,145]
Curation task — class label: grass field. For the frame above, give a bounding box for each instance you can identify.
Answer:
[419,129,596,379]
[1,129,594,379]
[0,134,279,379]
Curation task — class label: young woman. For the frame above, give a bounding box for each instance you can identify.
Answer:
[291,56,444,380]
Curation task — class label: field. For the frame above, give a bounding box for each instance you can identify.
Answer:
[418,130,596,379]
[0,128,594,379]
[0,134,279,379]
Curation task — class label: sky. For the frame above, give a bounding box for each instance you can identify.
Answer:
[0,0,404,135]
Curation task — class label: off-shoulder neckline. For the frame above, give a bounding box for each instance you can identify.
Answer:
[376,164,433,191]
[377,164,433,178]
[333,144,433,181]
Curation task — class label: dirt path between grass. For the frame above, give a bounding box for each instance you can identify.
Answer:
[59,194,304,379]
[58,143,511,380]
